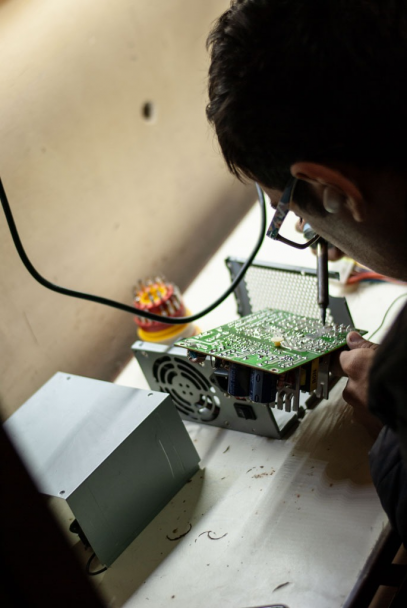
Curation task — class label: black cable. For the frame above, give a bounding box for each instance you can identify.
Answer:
[0,178,266,324]
[85,552,107,576]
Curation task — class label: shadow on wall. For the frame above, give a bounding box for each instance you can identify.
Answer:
[0,0,253,418]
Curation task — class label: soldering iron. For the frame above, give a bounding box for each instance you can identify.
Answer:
[317,238,329,325]
[302,222,329,325]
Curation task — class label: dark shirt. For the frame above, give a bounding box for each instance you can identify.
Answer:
[368,301,407,544]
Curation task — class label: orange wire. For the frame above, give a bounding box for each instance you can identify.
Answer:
[347,272,406,285]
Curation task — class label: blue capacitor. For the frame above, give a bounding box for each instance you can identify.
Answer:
[187,349,205,362]
[249,369,277,403]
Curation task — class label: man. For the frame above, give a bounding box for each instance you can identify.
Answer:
[206,0,407,544]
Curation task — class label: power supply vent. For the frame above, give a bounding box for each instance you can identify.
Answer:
[226,257,353,326]
[152,356,220,422]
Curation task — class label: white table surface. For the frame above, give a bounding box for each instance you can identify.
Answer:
[91,197,407,608]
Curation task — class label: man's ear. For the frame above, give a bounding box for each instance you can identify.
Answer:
[291,161,367,222]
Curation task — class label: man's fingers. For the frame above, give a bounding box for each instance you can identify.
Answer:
[342,378,365,409]
[295,218,306,233]
[347,331,379,351]
[329,347,347,377]
[327,246,345,261]
[339,347,376,379]
[342,377,383,438]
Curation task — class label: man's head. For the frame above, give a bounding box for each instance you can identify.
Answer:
[207,0,407,277]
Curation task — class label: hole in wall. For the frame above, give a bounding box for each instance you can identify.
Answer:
[142,101,156,122]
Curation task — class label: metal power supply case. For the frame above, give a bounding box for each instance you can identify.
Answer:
[4,372,200,566]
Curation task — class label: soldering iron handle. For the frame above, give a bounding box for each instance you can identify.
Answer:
[317,238,329,323]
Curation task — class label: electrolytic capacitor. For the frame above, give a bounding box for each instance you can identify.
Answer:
[249,370,277,403]
[187,350,206,364]
[227,363,251,397]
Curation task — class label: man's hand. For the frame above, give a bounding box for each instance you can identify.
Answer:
[334,332,383,438]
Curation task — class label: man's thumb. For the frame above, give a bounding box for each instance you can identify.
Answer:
[346,331,378,350]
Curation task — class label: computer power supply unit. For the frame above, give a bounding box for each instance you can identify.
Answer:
[133,258,358,439]
[132,341,298,438]
[4,372,200,566]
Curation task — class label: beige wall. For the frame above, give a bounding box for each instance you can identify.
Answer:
[0,0,253,418]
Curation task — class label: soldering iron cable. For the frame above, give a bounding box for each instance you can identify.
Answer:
[0,178,266,324]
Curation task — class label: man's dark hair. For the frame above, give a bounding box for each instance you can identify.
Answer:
[207,0,407,190]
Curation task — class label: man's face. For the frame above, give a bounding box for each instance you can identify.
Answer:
[262,178,407,281]
[262,183,348,249]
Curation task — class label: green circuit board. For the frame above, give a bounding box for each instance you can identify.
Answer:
[177,309,364,375]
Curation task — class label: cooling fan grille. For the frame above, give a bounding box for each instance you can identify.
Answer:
[152,356,221,422]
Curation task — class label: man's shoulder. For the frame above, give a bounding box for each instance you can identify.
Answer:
[369,300,407,427]
[376,300,407,356]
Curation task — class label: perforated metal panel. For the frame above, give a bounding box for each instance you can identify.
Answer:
[226,257,353,326]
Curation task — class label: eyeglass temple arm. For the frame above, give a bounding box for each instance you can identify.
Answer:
[266,176,296,239]
[276,233,320,249]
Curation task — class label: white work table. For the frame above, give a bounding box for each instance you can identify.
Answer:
[92,198,407,608]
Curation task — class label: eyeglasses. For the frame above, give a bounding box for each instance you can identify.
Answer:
[266,176,320,249]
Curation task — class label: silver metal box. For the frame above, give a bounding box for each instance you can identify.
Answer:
[4,372,200,566]
[132,341,298,438]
